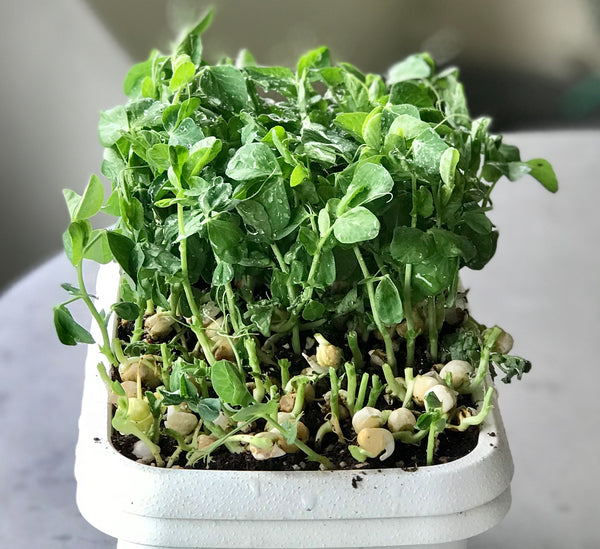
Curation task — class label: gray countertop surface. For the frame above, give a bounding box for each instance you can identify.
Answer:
[1,130,598,548]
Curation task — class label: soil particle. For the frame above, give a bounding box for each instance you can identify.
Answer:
[351,475,363,488]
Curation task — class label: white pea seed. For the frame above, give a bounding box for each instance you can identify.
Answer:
[387,408,416,433]
[108,380,138,406]
[424,385,457,414]
[271,415,310,453]
[144,312,176,340]
[164,405,199,436]
[439,360,474,388]
[412,372,442,406]
[120,355,162,389]
[197,434,217,450]
[213,411,233,431]
[357,428,395,461]
[493,330,514,354]
[314,333,343,370]
[248,432,286,460]
[352,406,385,434]
[132,440,155,464]
[279,393,296,413]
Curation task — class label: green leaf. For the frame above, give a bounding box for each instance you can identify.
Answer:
[298,226,319,255]
[207,218,245,263]
[83,230,113,264]
[245,66,297,97]
[387,54,432,84]
[54,305,94,345]
[210,360,254,407]
[290,164,308,187]
[456,225,498,271]
[212,261,235,287]
[112,302,140,321]
[313,248,336,288]
[412,255,457,296]
[245,301,274,337]
[387,114,430,140]
[333,206,380,244]
[63,174,104,222]
[338,162,394,214]
[490,354,532,383]
[334,112,368,139]
[168,118,204,147]
[362,108,382,149]
[440,147,460,188]
[231,400,278,423]
[415,186,434,218]
[318,208,330,236]
[236,200,272,241]
[302,300,326,322]
[304,142,337,166]
[169,54,196,92]
[106,231,142,283]
[390,226,434,264]
[424,391,442,411]
[428,227,476,261]
[463,210,493,235]
[175,9,214,64]
[525,158,558,193]
[60,283,85,298]
[147,144,171,173]
[101,148,126,183]
[255,177,290,232]
[413,128,448,174]
[199,65,249,112]
[297,46,330,76]
[63,220,92,266]
[183,137,222,179]
[336,286,360,315]
[435,70,468,116]
[389,81,435,108]
[123,56,153,98]
[374,276,404,325]
[98,105,129,147]
[226,142,281,180]
[197,177,232,214]
[188,398,221,423]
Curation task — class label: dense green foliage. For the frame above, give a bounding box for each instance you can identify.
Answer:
[55,13,556,469]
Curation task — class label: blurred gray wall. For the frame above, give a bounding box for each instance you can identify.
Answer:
[0,0,131,291]
[1,0,599,292]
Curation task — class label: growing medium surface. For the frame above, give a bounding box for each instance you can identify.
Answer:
[55,13,557,470]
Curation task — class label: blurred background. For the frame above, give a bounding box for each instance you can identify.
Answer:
[2,0,600,292]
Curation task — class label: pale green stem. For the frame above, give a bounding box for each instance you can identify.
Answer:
[428,295,438,361]
[177,205,215,365]
[355,372,370,411]
[426,423,437,466]
[402,367,414,409]
[77,262,118,367]
[353,246,397,372]
[271,243,301,355]
[344,362,357,415]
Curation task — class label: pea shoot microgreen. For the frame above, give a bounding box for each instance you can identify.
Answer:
[56,11,557,469]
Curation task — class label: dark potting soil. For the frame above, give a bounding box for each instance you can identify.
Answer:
[111,425,479,471]
[111,304,482,472]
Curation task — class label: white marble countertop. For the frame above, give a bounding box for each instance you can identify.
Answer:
[1,129,598,548]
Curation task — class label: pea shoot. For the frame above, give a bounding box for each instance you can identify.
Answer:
[55,12,556,469]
